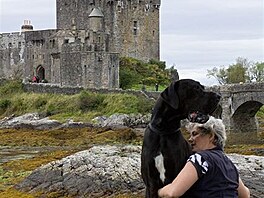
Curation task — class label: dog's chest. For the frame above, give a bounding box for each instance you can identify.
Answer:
[154,153,166,183]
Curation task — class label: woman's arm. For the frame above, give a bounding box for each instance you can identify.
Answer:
[237,177,250,198]
[158,162,198,198]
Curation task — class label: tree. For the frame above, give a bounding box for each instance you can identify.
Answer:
[226,63,247,84]
[119,57,172,89]
[207,57,263,84]
[207,66,228,85]
[166,65,179,82]
[248,62,264,82]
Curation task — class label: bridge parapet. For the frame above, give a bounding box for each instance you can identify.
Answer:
[207,82,264,133]
[207,82,264,93]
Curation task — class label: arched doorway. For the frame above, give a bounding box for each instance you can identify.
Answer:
[36,65,45,82]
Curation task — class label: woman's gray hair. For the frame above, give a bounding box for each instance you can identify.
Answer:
[187,116,227,148]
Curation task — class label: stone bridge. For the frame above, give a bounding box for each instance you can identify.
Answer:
[22,82,264,133]
[207,82,264,133]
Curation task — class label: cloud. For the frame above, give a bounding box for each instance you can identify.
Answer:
[161,35,264,67]
[160,0,263,85]
[161,0,263,38]
[0,0,56,32]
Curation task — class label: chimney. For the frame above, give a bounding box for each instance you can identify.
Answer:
[21,20,34,32]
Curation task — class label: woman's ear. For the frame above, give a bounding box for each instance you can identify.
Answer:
[209,132,216,143]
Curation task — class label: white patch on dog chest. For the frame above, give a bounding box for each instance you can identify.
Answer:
[154,153,166,183]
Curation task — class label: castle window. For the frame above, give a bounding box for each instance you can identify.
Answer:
[18,42,21,48]
[64,39,69,44]
[74,0,77,8]
[50,39,55,48]
[36,40,41,47]
[133,21,138,36]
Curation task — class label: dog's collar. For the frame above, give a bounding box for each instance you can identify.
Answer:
[148,123,180,136]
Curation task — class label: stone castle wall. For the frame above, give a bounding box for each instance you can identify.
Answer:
[57,0,160,61]
[0,0,161,89]
[22,82,160,100]
[0,32,26,79]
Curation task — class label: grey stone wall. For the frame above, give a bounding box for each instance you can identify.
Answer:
[23,30,57,82]
[22,82,160,100]
[56,0,160,61]
[1,0,160,89]
[0,32,26,79]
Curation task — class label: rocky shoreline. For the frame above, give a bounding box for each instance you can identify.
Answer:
[15,145,264,198]
[0,113,151,130]
[1,113,264,197]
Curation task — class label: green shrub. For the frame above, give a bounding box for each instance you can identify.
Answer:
[257,106,264,118]
[77,91,106,112]
[44,95,78,116]
[0,99,11,109]
[137,96,154,114]
[119,69,141,89]
[119,57,171,90]
[102,94,140,115]
[9,98,29,114]
[33,97,48,109]
[0,80,23,96]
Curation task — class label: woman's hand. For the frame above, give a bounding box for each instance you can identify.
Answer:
[237,177,250,198]
[158,162,198,198]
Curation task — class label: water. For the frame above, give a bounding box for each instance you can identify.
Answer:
[0,146,41,164]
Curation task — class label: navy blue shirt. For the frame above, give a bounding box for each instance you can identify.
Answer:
[183,147,239,198]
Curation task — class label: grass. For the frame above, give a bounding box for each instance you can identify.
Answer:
[0,81,154,122]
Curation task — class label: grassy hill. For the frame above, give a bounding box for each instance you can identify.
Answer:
[0,80,154,122]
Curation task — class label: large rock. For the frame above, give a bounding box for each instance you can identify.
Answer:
[16,145,145,197]
[15,145,264,197]
[92,113,151,128]
[0,113,61,130]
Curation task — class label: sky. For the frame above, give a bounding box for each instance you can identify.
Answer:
[0,0,263,86]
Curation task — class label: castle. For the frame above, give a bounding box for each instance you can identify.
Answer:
[0,0,160,88]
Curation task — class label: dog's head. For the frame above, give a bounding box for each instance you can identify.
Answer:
[160,79,221,119]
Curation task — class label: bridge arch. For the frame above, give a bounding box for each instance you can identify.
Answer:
[230,101,263,132]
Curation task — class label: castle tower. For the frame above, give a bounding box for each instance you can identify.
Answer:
[56,0,160,62]
[21,20,33,32]
[89,7,104,32]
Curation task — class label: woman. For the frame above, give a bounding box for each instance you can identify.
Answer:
[158,116,250,198]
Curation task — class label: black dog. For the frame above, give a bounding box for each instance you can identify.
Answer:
[141,79,221,198]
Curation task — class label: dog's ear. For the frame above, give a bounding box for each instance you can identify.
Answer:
[160,81,179,109]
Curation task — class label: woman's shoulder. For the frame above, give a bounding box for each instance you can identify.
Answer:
[195,147,224,161]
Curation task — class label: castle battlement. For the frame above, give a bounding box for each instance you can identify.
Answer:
[0,32,24,38]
